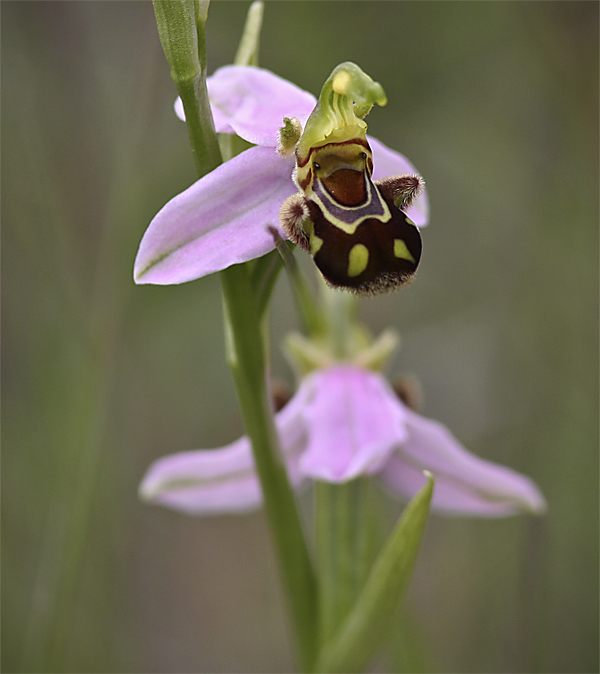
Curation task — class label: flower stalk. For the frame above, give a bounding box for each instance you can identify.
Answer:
[220,265,319,668]
[152,0,221,177]
[152,1,318,668]
[234,0,263,67]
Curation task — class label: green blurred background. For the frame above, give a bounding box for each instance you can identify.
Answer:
[3,1,598,672]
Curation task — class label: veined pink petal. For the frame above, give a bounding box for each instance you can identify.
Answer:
[299,366,408,482]
[175,65,317,147]
[369,136,429,227]
[134,146,296,285]
[380,408,547,516]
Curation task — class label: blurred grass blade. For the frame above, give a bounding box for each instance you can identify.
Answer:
[315,473,434,673]
[234,0,263,67]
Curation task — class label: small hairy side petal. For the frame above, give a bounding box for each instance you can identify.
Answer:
[368,136,429,227]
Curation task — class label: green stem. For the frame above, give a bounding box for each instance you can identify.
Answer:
[221,265,317,669]
[152,0,222,176]
[322,286,358,359]
[234,0,263,67]
[152,1,318,667]
[274,237,326,337]
[249,250,284,320]
[177,76,222,176]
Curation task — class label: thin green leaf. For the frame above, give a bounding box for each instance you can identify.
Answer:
[315,473,434,673]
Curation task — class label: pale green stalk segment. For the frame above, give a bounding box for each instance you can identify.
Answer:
[221,266,318,670]
[249,251,283,319]
[315,480,380,647]
[152,1,318,669]
[315,474,434,673]
[274,239,326,337]
[152,0,222,177]
[153,0,200,81]
[322,286,359,360]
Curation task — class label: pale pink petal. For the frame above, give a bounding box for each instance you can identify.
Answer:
[271,377,312,485]
[134,146,295,285]
[299,366,408,482]
[369,136,429,227]
[138,378,311,515]
[380,408,547,516]
[175,65,317,147]
[139,438,263,514]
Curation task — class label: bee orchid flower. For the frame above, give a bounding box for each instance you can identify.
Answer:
[133,65,429,286]
[140,363,546,518]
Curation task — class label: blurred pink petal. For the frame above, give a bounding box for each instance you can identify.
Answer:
[380,408,547,516]
[299,366,407,482]
[139,438,263,514]
[134,146,295,285]
[140,377,310,515]
[141,365,545,517]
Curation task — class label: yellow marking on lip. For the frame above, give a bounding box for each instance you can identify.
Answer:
[310,234,324,256]
[348,243,369,277]
[393,239,415,263]
[329,220,360,235]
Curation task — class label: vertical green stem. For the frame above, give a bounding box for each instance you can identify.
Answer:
[221,265,317,669]
[315,475,434,673]
[152,1,317,667]
[314,288,381,668]
[152,0,221,176]
[233,0,263,66]
[177,76,222,176]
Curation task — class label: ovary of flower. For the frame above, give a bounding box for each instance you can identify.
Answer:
[133,65,429,286]
[139,364,546,518]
